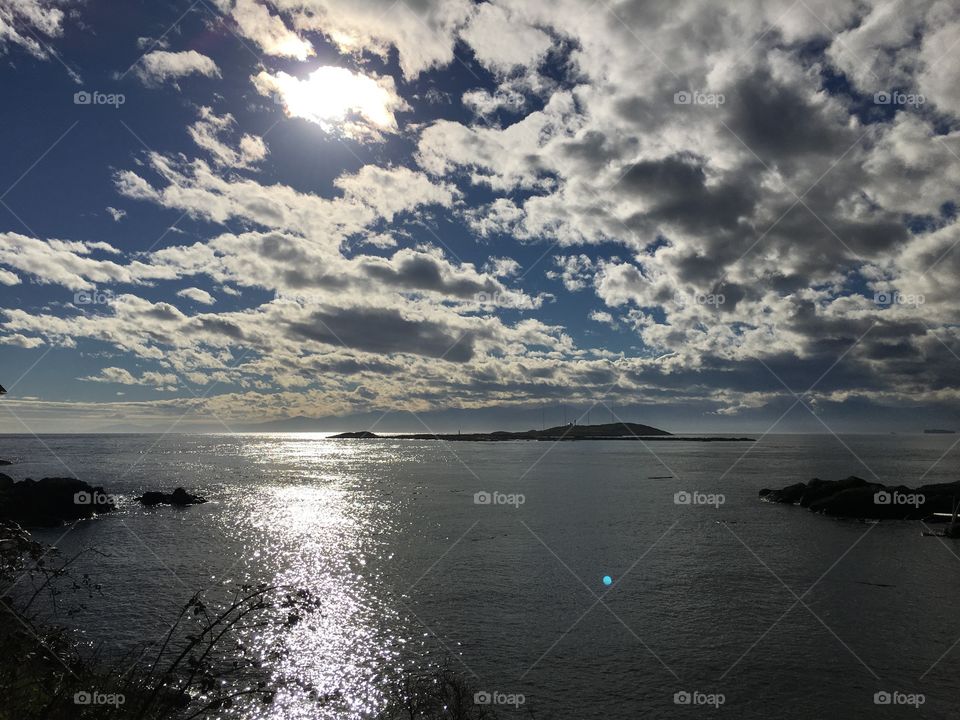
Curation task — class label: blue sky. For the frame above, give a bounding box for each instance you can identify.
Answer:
[1,0,960,433]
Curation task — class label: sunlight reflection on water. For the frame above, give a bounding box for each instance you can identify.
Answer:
[222,439,405,719]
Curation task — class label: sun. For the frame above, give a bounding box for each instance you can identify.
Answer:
[255,66,407,141]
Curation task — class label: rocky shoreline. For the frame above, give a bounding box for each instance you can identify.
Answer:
[0,474,207,527]
[760,475,960,523]
[0,475,115,527]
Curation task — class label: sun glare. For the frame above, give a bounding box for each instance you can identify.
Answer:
[256,66,405,140]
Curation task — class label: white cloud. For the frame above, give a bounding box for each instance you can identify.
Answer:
[462,86,526,116]
[460,2,553,73]
[106,206,126,222]
[0,0,68,60]
[80,366,179,387]
[0,233,174,290]
[0,267,20,285]
[134,50,221,86]
[484,257,521,277]
[0,333,43,348]
[176,287,216,305]
[188,107,269,169]
[221,0,313,59]
[269,0,473,79]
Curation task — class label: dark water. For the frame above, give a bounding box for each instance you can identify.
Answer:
[2,432,960,718]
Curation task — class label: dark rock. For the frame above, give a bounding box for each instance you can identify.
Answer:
[763,476,960,521]
[761,482,807,504]
[136,487,206,506]
[0,459,13,466]
[799,476,868,507]
[0,477,116,527]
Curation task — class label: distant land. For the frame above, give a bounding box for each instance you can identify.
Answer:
[923,428,956,434]
[331,422,754,442]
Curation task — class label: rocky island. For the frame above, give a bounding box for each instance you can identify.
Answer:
[331,422,754,442]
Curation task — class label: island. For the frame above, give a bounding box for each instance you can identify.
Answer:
[924,428,956,434]
[330,422,754,442]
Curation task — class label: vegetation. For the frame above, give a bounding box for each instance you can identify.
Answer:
[0,520,524,719]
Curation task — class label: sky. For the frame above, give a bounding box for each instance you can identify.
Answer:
[1,0,960,434]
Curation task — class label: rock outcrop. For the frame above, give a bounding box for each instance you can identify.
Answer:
[0,475,116,527]
[760,476,960,520]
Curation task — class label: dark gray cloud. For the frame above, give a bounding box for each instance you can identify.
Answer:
[290,307,475,362]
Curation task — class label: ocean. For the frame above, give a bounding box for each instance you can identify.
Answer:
[2,432,960,719]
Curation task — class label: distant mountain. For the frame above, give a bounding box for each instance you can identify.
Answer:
[332,421,672,441]
[924,428,956,434]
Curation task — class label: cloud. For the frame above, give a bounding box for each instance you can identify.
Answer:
[290,306,477,362]
[268,0,474,79]
[176,287,215,305]
[188,107,269,169]
[220,0,313,59]
[134,50,221,86]
[106,207,126,222]
[0,267,20,285]
[253,66,409,141]
[1,333,43,348]
[0,0,68,60]
[79,366,179,388]
[0,233,173,290]
[459,2,553,74]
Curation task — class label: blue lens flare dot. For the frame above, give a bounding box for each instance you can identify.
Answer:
[602,575,613,586]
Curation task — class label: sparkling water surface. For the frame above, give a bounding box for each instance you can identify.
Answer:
[2,433,960,718]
